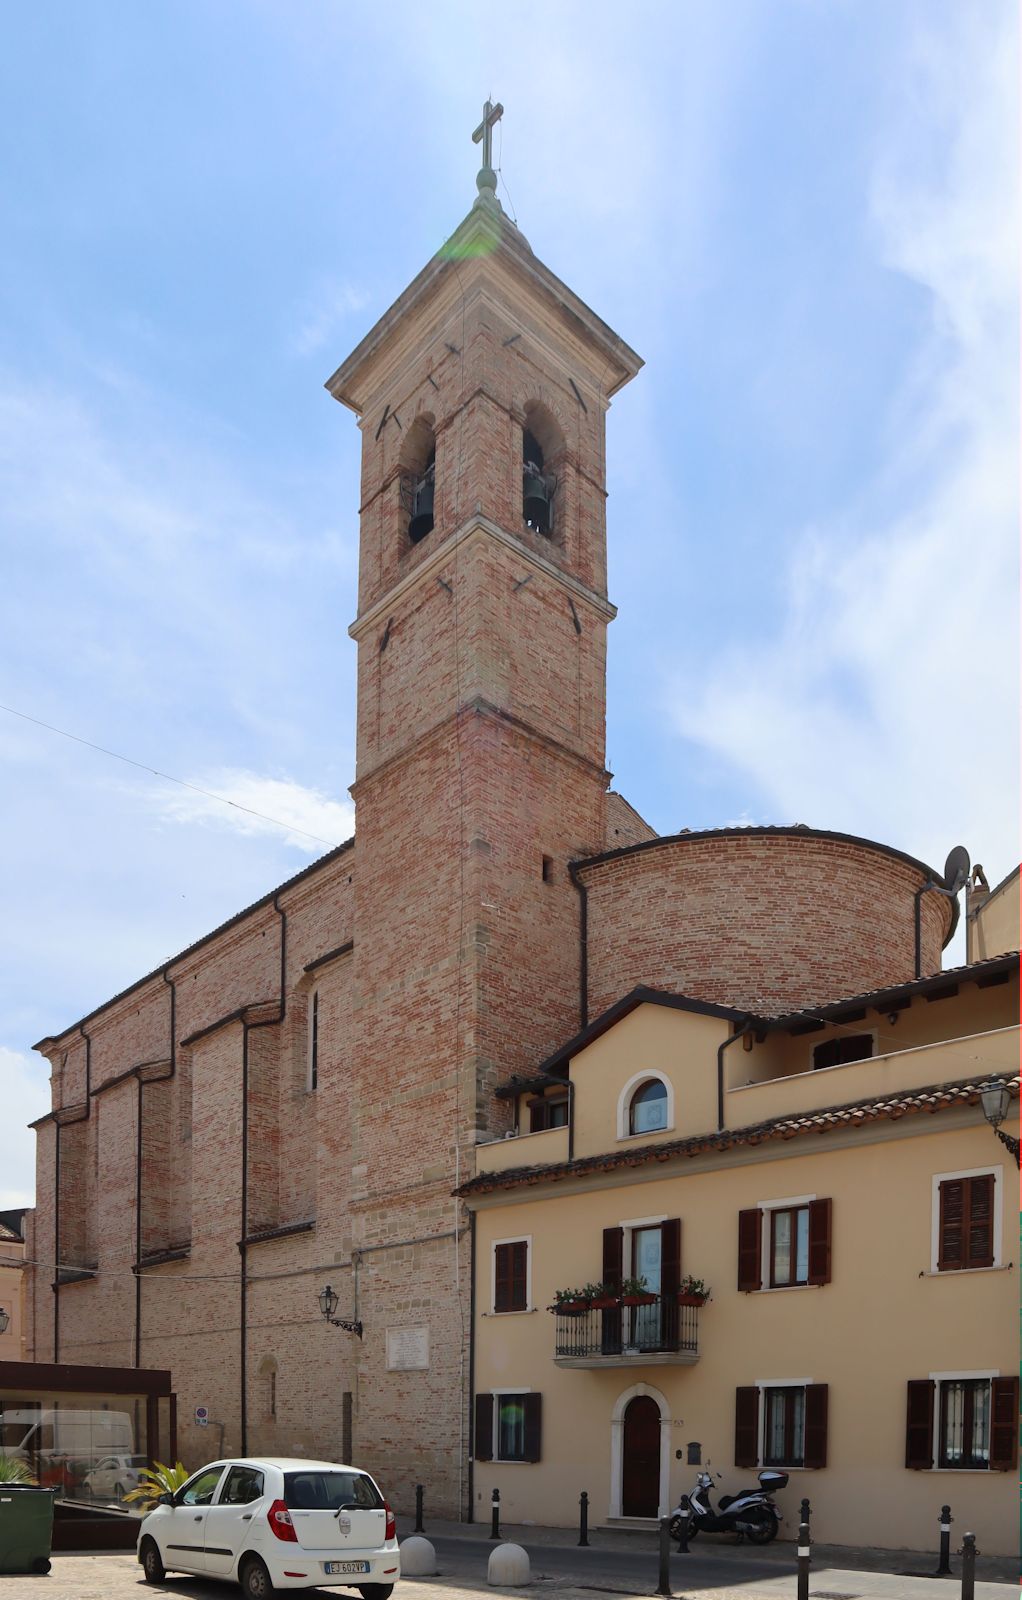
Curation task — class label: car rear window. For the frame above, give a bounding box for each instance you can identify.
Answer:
[283,1471,383,1511]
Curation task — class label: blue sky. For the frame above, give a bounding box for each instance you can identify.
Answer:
[1,1,1017,1205]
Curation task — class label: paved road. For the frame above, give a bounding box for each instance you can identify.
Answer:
[422,1529,1014,1600]
[0,1525,1013,1600]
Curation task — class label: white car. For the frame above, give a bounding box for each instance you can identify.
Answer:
[83,1452,149,1500]
[137,1457,400,1598]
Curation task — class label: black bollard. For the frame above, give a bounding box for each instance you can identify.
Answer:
[936,1504,952,1577]
[578,1490,589,1547]
[797,1497,812,1600]
[489,1486,501,1541]
[656,1516,672,1597]
[414,1483,425,1535]
[960,1532,976,1600]
[675,1501,689,1554]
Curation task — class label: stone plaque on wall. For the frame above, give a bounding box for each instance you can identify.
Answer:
[385,1325,429,1371]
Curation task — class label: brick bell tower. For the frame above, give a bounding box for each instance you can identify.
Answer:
[325,107,642,1513]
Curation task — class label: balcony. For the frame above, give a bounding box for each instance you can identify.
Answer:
[553,1296,700,1368]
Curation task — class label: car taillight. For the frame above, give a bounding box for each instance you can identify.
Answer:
[384,1500,396,1541]
[267,1499,298,1542]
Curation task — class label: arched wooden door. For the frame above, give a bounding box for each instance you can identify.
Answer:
[622,1394,661,1516]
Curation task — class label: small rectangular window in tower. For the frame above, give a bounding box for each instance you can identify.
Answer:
[541,855,554,883]
[308,990,319,1093]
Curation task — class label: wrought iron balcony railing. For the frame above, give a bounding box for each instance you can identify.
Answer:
[553,1295,700,1365]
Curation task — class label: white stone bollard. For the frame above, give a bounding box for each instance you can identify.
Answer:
[488,1542,530,1586]
[399,1535,438,1575]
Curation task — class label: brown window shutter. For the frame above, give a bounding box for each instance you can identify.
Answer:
[474,1393,493,1462]
[807,1198,832,1286]
[734,1386,759,1468]
[803,1384,828,1468]
[494,1245,511,1312]
[966,1174,995,1268]
[990,1376,1019,1471]
[938,1179,965,1270]
[511,1240,528,1310]
[738,1209,762,1292]
[660,1218,682,1298]
[603,1226,624,1290]
[905,1379,935,1468]
[522,1392,542,1463]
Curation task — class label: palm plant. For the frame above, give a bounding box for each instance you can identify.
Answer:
[123,1459,189,1511]
[0,1455,36,1484]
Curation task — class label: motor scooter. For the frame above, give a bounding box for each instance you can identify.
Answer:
[669,1467,787,1544]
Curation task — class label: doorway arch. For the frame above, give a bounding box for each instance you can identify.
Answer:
[610,1383,671,1518]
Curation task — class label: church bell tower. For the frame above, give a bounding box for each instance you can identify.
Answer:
[324,105,642,1511]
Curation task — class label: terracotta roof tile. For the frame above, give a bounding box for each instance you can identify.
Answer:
[458,1073,1019,1196]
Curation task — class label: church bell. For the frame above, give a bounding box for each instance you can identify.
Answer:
[408,467,435,544]
[522,467,552,535]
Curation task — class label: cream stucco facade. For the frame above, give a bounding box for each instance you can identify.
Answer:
[0,1222,27,1362]
[461,963,1019,1556]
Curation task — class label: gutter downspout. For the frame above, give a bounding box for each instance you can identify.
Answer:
[239,893,288,1456]
[467,1208,476,1523]
[717,1023,752,1132]
[52,1109,61,1363]
[569,863,588,1029]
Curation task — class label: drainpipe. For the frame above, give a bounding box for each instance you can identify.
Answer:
[569,863,588,1029]
[239,894,288,1455]
[717,1023,752,1132]
[467,1209,476,1523]
[52,1113,61,1363]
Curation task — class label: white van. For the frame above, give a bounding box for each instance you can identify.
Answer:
[0,1407,134,1479]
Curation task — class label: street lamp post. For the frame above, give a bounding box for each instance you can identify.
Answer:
[979,1083,1020,1167]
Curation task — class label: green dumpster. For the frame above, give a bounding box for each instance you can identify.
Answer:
[0,1485,55,1573]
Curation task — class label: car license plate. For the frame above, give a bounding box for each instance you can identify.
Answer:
[325,1561,370,1575]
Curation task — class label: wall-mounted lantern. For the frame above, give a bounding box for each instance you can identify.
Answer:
[979,1082,1019,1167]
[0,1306,9,1335]
[317,1284,363,1339]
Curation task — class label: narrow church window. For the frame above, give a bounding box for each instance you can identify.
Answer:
[308,990,319,1092]
[402,415,438,546]
[541,854,553,883]
[408,446,435,543]
[522,428,554,535]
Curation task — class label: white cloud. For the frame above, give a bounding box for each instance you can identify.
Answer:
[291,280,372,356]
[669,9,1019,905]
[0,1046,50,1208]
[155,768,354,853]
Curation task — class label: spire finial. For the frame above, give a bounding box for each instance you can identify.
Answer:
[472,98,504,199]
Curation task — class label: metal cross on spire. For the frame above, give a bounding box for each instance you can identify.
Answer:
[472,98,503,199]
[472,98,503,168]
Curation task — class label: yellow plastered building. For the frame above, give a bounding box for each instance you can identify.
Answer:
[459,947,1019,1556]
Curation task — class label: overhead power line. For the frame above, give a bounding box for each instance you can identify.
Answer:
[0,701,341,849]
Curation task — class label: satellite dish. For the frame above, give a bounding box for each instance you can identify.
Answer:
[942,845,971,895]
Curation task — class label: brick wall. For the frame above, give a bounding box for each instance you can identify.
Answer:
[580,830,952,1017]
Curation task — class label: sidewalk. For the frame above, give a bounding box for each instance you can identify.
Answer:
[397,1512,1018,1595]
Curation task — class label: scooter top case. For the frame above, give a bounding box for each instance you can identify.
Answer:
[757,1471,789,1490]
